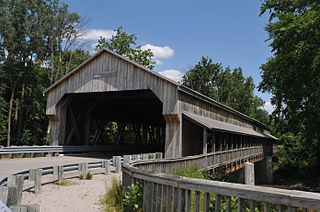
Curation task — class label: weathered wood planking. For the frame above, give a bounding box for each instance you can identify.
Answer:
[45,50,179,117]
[44,48,275,150]
[122,157,320,211]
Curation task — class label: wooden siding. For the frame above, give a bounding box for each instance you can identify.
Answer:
[178,91,261,131]
[46,51,179,117]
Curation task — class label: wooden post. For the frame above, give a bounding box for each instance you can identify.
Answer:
[115,156,121,173]
[0,186,8,205]
[8,175,24,205]
[203,128,207,154]
[104,160,111,175]
[29,169,36,181]
[34,169,42,194]
[57,166,63,184]
[124,155,131,163]
[26,204,40,212]
[9,205,27,212]
[6,186,18,207]
[81,163,88,176]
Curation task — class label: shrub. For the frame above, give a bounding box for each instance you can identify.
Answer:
[123,181,143,212]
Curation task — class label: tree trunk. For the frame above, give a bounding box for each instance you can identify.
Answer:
[7,89,15,147]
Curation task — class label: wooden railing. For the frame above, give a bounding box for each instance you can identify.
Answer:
[122,149,320,211]
[134,146,264,174]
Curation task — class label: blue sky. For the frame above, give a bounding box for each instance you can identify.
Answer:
[63,0,274,112]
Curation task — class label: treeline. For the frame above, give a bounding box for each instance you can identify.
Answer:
[0,0,90,146]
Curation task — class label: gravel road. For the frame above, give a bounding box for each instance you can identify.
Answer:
[22,173,121,212]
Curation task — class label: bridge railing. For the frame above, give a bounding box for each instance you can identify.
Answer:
[123,162,320,211]
[134,146,264,174]
[122,147,320,211]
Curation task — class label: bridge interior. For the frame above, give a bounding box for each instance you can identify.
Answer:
[59,89,165,154]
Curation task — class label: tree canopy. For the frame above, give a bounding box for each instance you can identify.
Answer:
[260,0,320,172]
[96,27,155,69]
[0,0,84,146]
[182,57,269,124]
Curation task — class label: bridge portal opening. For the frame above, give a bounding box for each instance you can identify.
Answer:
[59,89,165,154]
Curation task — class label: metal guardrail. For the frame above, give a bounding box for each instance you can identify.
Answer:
[0,145,163,159]
[0,152,161,187]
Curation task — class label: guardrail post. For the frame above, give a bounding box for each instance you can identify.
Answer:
[9,205,27,212]
[57,166,63,184]
[115,156,121,173]
[104,160,111,175]
[29,169,36,181]
[6,186,18,207]
[124,155,131,163]
[8,175,24,205]
[34,169,42,194]
[81,163,88,176]
[26,204,40,212]
[112,156,116,166]
[0,186,8,205]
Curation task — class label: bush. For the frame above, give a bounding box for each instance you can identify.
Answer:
[123,181,143,212]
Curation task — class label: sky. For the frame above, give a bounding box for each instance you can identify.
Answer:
[62,0,275,113]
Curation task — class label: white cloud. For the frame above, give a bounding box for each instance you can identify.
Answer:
[159,69,184,82]
[141,44,174,59]
[263,101,275,114]
[81,29,116,40]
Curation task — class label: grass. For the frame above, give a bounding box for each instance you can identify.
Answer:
[55,179,75,187]
[174,166,206,179]
[100,178,123,212]
[79,171,93,180]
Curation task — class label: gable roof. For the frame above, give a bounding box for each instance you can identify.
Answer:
[43,48,179,95]
[43,48,270,130]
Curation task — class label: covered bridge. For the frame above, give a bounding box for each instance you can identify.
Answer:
[44,49,276,159]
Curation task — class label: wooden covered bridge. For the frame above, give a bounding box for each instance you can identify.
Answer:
[44,49,277,182]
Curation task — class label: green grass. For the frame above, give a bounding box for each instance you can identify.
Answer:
[100,178,123,212]
[79,171,93,180]
[174,166,206,179]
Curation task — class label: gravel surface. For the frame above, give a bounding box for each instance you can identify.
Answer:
[22,173,121,212]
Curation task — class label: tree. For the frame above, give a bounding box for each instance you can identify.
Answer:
[0,0,81,146]
[259,0,320,167]
[49,49,90,81]
[182,57,269,124]
[96,27,155,69]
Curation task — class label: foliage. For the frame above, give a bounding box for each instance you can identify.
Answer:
[79,171,92,180]
[182,57,270,124]
[49,49,90,83]
[96,27,155,69]
[175,166,206,179]
[123,182,143,212]
[259,0,320,170]
[0,0,82,146]
[100,178,123,212]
